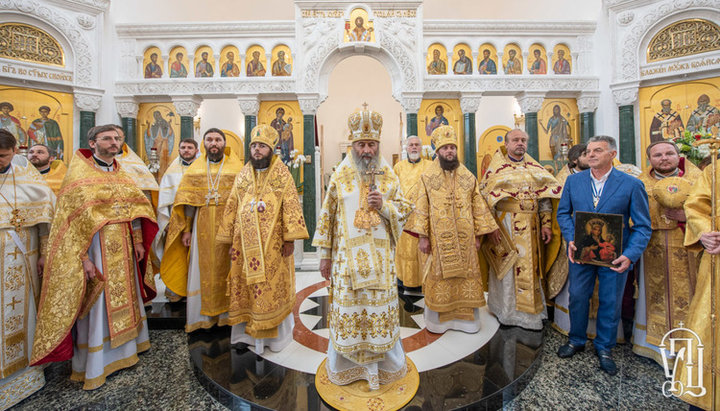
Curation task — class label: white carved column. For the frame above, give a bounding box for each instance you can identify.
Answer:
[172,96,202,141]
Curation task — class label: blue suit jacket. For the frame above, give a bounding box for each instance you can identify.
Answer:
[557,168,651,263]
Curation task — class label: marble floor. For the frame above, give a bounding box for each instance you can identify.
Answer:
[11,271,688,410]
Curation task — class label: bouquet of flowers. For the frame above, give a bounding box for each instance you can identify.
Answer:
[283,149,306,193]
[673,128,712,166]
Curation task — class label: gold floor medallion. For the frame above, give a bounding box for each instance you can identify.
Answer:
[315,357,419,411]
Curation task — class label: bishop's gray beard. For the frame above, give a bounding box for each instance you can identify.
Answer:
[438,155,459,171]
[351,150,380,183]
[251,152,272,169]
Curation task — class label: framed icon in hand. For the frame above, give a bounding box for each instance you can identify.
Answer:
[574,211,623,268]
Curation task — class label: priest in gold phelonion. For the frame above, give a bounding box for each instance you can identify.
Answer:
[313,106,414,390]
[216,124,308,353]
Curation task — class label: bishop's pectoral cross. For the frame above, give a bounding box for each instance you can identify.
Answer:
[365,164,384,191]
[205,189,220,206]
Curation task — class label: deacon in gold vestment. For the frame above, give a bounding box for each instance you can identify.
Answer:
[674,159,720,410]
[28,143,67,195]
[480,129,561,330]
[634,142,701,364]
[31,125,158,390]
[405,126,498,333]
[151,138,198,302]
[0,131,55,409]
[393,135,432,289]
[217,125,308,352]
[161,128,243,332]
[313,107,412,390]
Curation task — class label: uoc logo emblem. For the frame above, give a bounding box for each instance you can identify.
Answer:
[660,323,706,398]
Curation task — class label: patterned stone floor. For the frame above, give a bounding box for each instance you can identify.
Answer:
[11,324,687,410]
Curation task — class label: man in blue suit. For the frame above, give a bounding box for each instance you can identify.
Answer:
[556,135,651,375]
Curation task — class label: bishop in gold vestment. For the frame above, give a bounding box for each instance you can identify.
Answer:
[674,160,720,410]
[0,131,55,409]
[480,129,561,330]
[634,142,701,364]
[32,125,158,390]
[393,135,432,289]
[161,128,243,332]
[313,108,412,390]
[405,126,498,333]
[217,125,308,352]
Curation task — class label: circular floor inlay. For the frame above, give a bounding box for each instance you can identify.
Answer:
[315,357,420,411]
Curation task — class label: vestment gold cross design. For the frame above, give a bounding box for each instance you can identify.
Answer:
[6,296,21,310]
[206,189,220,206]
[9,209,24,230]
[8,246,22,260]
[365,165,384,191]
[362,102,369,110]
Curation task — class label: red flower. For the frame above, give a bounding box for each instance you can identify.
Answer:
[695,134,701,140]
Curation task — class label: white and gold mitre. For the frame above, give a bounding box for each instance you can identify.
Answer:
[348,105,382,142]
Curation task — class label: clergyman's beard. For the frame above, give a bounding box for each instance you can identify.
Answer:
[352,150,380,178]
[30,157,50,168]
[251,152,272,169]
[576,162,589,171]
[207,148,224,162]
[408,152,421,162]
[438,154,459,171]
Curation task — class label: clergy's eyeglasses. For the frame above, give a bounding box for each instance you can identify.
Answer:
[96,135,123,142]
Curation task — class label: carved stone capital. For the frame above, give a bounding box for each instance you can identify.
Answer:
[576,93,600,113]
[115,101,139,118]
[515,92,545,113]
[459,94,482,113]
[612,87,638,106]
[400,93,423,113]
[298,95,321,115]
[237,97,260,116]
[74,93,103,112]
[171,97,202,117]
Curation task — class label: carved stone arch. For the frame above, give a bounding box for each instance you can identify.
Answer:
[313,43,408,104]
[618,0,720,81]
[0,5,93,86]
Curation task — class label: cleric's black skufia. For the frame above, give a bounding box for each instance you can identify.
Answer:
[574,211,624,268]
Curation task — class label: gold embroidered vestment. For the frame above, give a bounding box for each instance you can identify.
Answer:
[313,155,412,363]
[405,160,498,321]
[479,148,561,314]
[160,151,243,316]
[216,156,308,338]
[31,150,156,364]
[639,160,701,346]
